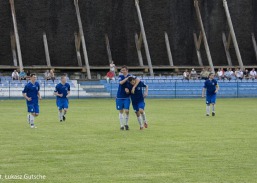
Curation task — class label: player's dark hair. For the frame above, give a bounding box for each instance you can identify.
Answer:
[30,73,36,77]
[209,73,214,77]
[128,77,135,82]
[61,75,67,79]
[121,65,128,70]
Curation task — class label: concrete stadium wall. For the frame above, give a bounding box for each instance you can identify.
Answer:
[0,0,256,67]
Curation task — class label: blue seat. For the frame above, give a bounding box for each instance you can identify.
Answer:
[0,83,8,87]
[145,80,152,84]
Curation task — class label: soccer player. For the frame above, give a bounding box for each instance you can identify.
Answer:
[126,77,148,130]
[54,75,70,122]
[202,73,219,116]
[22,73,41,128]
[116,65,140,130]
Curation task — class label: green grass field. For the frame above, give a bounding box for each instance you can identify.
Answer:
[0,98,257,183]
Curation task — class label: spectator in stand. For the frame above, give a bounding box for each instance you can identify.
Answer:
[44,70,51,80]
[235,68,243,80]
[200,68,209,80]
[12,70,19,80]
[229,68,234,77]
[190,68,198,80]
[50,69,55,82]
[110,61,116,75]
[249,68,257,80]
[19,69,27,81]
[208,68,212,73]
[105,71,115,83]
[217,68,224,80]
[224,68,232,80]
[243,69,250,80]
[183,69,190,80]
[26,70,31,77]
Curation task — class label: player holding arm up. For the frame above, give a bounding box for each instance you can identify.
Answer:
[126,77,148,130]
[22,74,41,128]
[116,65,140,130]
[202,73,219,116]
[54,75,70,122]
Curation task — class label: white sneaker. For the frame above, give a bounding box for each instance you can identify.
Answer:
[30,125,37,129]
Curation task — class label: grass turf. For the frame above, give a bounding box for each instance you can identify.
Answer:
[0,98,257,183]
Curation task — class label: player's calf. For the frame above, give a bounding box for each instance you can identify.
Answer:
[136,111,144,130]
[211,104,215,116]
[63,109,68,121]
[124,109,130,130]
[119,111,124,129]
[139,109,148,128]
[206,104,210,116]
[28,113,36,128]
[59,109,63,122]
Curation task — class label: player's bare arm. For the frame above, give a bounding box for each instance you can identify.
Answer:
[54,92,63,97]
[125,88,130,94]
[143,85,148,98]
[66,91,70,97]
[38,92,42,100]
[215,84,220,93]
[202,88,206,98]
[131,78,141,94]
[23,93,32,101]
[119,77,130,85]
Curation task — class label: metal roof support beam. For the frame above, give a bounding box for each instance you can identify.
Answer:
[9,0,23,70]
[223,0,244,70]
[164,32,174,66]
[74,0,91,79]
[194,0,214,72]
[135,0,154,76]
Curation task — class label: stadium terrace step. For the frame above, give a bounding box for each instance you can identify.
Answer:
[79,80,110,97]
[79,80,103,85]
[80,85,105,89]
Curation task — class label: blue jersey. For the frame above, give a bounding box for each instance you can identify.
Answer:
[204,79,218,96]
[116,74,133,99]
[128,81,147,104]
[22,82,40,104]
[55,83,70,99]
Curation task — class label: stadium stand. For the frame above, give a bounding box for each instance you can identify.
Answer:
[0,0,257,79]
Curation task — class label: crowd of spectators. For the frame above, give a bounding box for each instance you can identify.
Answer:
[9,69,56,82]
[183,68,257,80]
[2,66,257,83]
[11,69,30,81]
[44,69,55,82]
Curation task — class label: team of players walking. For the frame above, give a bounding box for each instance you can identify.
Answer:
[22,66,218,129]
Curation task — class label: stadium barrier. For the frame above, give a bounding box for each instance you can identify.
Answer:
[1,78,257,99]
[105,79,257,99]
[0,79,87,99]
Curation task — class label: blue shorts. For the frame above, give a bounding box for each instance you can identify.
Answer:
[27,103,39,114]
[57,98,69,110]
[206,94,216,104]
[116,98,130,110]
[132,101,145,112]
